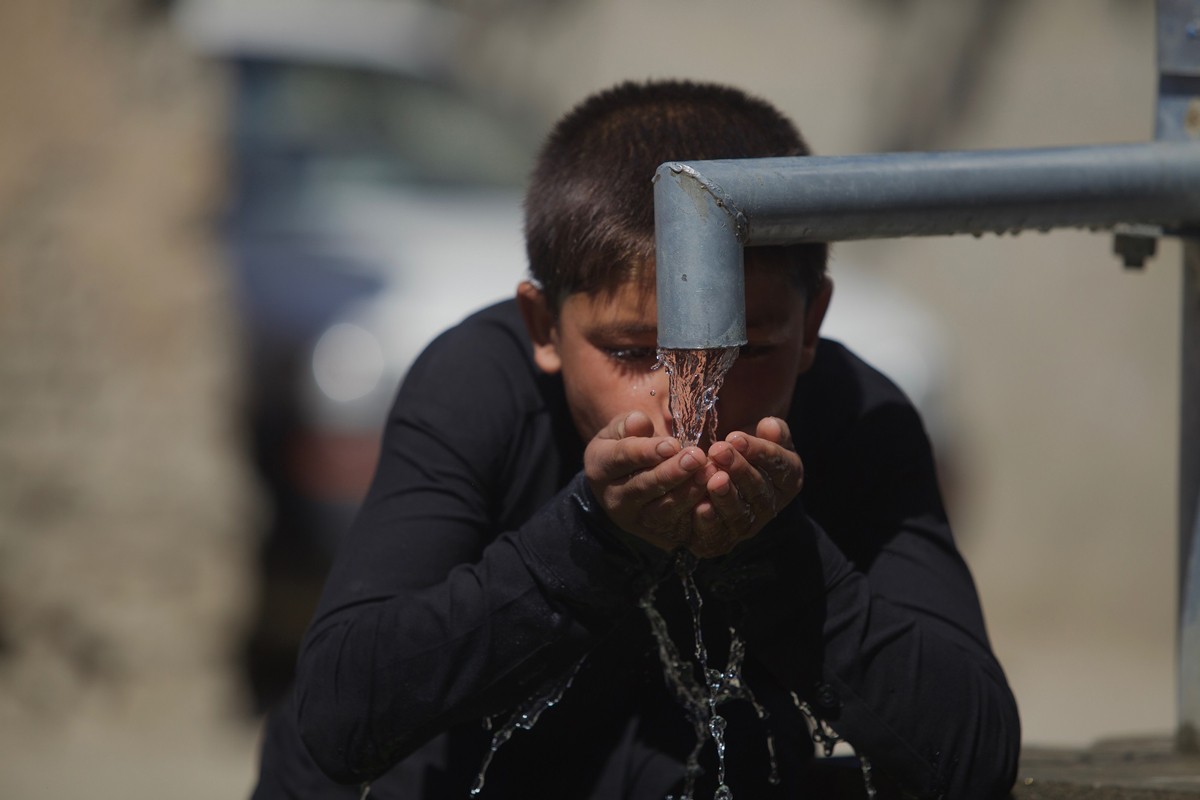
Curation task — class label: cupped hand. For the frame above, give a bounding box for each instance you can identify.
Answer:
[688,417,805,559]
[584,410,710,552]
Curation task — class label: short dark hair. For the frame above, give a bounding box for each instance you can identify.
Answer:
[524,80,828,308]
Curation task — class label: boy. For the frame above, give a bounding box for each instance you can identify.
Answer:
[254,80,1020,799]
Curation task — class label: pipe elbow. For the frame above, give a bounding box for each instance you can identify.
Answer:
[653,162,747,350]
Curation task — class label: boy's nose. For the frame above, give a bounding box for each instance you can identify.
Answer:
[650,369,675,438]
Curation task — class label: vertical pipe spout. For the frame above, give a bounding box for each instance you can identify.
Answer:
[654,163,747,350]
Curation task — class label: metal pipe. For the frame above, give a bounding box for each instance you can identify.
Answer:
[1181,240,1200,753]
[653,141,1200,349]
[1158,0,1200,753]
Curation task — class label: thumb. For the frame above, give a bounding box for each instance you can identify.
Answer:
[617,410,655,439]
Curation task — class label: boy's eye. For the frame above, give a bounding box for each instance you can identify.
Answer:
[738,344,776,360]
[604,347,658,363]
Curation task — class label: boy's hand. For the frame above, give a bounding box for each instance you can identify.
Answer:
[690,417,805,559]
[584,411,710,552]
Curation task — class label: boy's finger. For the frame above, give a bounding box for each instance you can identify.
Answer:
[587,435,679,481]
[620,446,707,499]
[726,431,804,496]
[690,501,738,559]
[710,441,775,513]
[754,416,794,448]
[706,467,760,533]
[595,410,655,442]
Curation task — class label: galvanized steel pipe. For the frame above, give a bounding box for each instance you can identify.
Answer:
[653,141,1200,349]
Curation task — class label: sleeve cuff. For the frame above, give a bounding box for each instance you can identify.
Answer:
[512,472,675,628]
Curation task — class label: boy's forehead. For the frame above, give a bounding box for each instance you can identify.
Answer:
[563,281,658,331]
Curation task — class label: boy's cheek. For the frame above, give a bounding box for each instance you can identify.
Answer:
[716,392,792,439]
[717,360,800,434]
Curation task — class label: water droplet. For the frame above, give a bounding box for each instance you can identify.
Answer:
[860,755,878,799]
[650,388,656,396]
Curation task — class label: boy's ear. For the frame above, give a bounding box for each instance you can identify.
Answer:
[516,281,562,374]
[799,275,834,371]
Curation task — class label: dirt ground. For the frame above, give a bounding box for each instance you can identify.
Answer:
[0,0,1186,797]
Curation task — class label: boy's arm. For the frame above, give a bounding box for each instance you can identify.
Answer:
[724,401,1020,799]
[290,322,659,785]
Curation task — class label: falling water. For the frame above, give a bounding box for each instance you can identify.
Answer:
[790,691,877,798]
[859,755,878,800]
[640,582,709,799]
[656,347,740,447]
[677,555,732,799]
[641,551,787,800]
[469,657,585,797]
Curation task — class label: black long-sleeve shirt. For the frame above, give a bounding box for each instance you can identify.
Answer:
[253,299,1020,799]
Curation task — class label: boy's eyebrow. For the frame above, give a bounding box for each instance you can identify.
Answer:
[745,309,794,330]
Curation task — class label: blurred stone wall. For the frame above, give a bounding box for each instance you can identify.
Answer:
[0,0,256,734]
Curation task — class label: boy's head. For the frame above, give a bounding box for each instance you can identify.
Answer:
[518,80,833,443]
[524,79,827,309]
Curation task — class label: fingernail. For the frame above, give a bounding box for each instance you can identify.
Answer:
[656,440,677,458]
[711,477,731,496]
[712,445,734,467]
[680,451,700,470]
[729,434,749,453]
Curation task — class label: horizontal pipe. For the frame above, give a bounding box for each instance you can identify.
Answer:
[658,141,1200,245]
[653,141,1200,349]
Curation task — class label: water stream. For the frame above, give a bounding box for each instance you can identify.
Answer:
[641,551,782,800]
[468,656,585,797]
[655,347,740,447]
[791,691,877,798]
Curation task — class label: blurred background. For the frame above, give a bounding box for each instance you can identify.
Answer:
[0,0,1181,796]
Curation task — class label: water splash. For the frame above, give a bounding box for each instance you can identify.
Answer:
[640,581,709,798]
[644,552,783,800]
[469,657,585,797]
[657,347,740,447]
[790,691,876,797]
[789,691,840,757]
[859,754,877,799]
[676,555,732,799]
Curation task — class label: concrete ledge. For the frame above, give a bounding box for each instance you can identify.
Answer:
[1013,738,1200,798]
